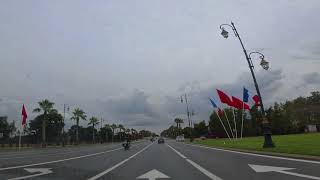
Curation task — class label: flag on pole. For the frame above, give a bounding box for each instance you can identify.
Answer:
[252,95,261,106]
[232,96,250,110]
[208,98,231,140]
[243,87,249,103]
[21,104,28,127]
[209,98,224,116]
[216,89,233,107]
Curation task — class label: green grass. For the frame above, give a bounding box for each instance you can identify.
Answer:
[192,133,320,156]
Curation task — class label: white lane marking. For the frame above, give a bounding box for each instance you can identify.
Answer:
[136,169,170,180]
[8,168,53,180]
[167,144,222,180]
[0,143,145,171]
[88,143,153,180]
[249,164,320,180]
[185,143,320,164]
[0,147,122,171]
[0,144,122,159]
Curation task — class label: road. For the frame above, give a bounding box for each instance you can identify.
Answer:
[0,139,320,180]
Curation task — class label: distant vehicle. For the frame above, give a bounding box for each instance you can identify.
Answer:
[158,137,165,144]
[150,137,156,142]
[176,135,185,142]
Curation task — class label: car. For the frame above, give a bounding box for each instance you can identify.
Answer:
[158,137,165,144]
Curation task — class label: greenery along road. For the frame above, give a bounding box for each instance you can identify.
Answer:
[192,133,320,157]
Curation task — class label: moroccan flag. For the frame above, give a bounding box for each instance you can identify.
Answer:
[216,89,233,106]
[232,96,250,110]
[217,108,224,117]
[252,95,261,106]
[21,104,28,127]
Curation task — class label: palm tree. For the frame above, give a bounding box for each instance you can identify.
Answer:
[118,124,125,141]
[33,99,56,147]
[71,108,86,144]
[174,118,184,135]
[88,116,99,143]
[110,124,117,143]
[104,124,111,142]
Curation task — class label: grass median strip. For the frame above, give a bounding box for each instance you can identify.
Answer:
[192,133,320,157]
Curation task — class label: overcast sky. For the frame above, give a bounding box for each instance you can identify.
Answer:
[0,0,319,133]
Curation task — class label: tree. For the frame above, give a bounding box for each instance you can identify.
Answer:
[193,120,207,137]
[0,116,16,139]
[29,111,63,144]
[110,124,117,142]
[71,108,86,144]
[88,116,99,143]
[32,99,56,146]
[118,124,125,141]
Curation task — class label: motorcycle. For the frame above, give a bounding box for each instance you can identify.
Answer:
[122,142,130,150]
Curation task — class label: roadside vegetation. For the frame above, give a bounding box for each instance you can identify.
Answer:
[192,133,320,156]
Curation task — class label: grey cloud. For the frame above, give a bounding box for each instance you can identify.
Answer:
[302,72,320,85]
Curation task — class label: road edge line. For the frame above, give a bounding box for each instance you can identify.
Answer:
[184,143,320,164]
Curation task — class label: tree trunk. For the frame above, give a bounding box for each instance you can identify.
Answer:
[42,114,46,147]
[92,125,95,144]
[112,129,114,143]
[76,119,79,145]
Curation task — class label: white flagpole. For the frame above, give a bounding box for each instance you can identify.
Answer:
[241,102,245,139]
[222,109,234,139]
[232,108,237,140]
[18,117,22,151]
[216,111,231,140]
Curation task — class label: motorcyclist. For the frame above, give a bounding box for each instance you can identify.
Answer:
[123,136,131,150]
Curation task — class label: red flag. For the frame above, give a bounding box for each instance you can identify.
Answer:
[21,104,28,127]
[252,95,261,106]
[217,108,224,117]
[232,96,250,110]
[216,89,233,106]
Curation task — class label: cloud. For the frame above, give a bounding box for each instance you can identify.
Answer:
[302,72,320,85]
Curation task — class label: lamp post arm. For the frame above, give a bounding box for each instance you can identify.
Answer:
[230,22,266,117]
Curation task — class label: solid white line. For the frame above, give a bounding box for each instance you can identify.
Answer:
[279,170,320,180]
[87,143,153,180]
[167,144,223,180]
[0,147,123,171]
[184,143,320,164]
[8,170,52,180]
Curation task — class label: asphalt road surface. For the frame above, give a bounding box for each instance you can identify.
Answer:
[0,139,320,180]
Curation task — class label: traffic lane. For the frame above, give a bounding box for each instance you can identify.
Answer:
[0,143,126,168]
[105,141,211,180]
[0,141,150,180]
[168,141,320,180]
[0,143,123,159]
[0,141,145,168]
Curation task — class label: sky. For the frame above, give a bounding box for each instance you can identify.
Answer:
[0,0,320,133]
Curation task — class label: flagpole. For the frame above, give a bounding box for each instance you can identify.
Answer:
[232,108,237,140]
[18,117,22,151]
[222,109,234,139]
[216,111,231,140]
[241,102,245,139]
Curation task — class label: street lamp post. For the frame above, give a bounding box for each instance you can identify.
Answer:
[219,22,274,148]
[181,94,194,142]
[62,104,70,147]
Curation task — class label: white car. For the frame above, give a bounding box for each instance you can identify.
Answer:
[176,135,185,142]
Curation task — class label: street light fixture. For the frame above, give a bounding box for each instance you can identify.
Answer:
[219,22,274,148]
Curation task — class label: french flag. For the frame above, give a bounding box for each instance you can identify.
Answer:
[209,98,224,117]
[243,87,261,107]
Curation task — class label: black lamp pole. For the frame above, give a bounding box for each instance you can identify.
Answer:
[219,22,274,148]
